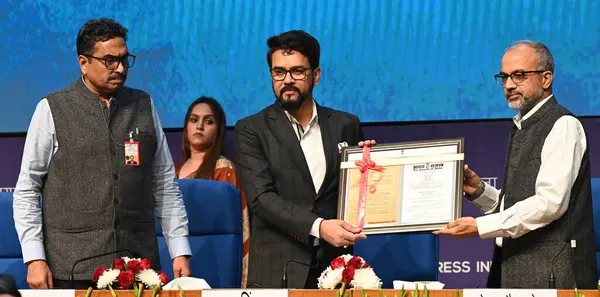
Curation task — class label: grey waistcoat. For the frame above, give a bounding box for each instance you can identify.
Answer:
[495,97,597,288]
[42,78,160,280]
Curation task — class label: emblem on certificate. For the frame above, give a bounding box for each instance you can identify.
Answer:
[337,138,465,234]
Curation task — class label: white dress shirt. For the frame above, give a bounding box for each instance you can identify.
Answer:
[472,95,587,247]
[283,100,327,239]
[13,89,191,263]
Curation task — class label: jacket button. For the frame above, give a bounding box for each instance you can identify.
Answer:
[114,199,119,205]
[113,174,119,180]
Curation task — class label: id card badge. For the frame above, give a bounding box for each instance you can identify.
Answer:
[124,141,140,166]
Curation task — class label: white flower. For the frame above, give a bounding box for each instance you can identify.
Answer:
[350,268,382,289]
[97,269,120,289]
[339,254,354,264]
[137,269,161,288]
[317,267,344,289]
[121,257,141,264]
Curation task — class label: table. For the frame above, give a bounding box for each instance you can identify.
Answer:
[16,289,599,297]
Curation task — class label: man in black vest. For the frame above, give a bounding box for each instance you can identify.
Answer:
[13,18,192,289]
[434,40,597,288]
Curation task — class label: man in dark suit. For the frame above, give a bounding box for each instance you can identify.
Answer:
[234,30,370,289]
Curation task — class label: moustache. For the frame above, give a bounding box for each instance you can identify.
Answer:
[280,86,301,95]
[109,73,127,81]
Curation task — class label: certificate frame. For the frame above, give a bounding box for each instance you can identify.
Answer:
[337,138,465,234]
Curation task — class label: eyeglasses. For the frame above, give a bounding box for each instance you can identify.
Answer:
[494,70,547,86]
[270,67,312,81]
[84,54,136,70]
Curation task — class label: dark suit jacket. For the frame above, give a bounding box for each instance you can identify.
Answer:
[234,102,364,288]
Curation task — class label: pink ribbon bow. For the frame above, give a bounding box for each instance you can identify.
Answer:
[354,145,384,231]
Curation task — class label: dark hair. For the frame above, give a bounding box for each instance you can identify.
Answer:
[0,274,21,297]
[76,18,128,56]
[266,30,320,69]
[181,97,226,180]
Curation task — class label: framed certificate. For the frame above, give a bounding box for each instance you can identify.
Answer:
[337,138,465,234]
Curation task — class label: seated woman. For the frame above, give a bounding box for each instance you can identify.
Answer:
[176,96,250,288]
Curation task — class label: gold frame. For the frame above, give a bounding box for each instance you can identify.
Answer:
[337,138,465,234]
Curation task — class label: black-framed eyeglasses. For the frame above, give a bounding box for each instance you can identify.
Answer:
[494,70,547,86]
[270,67,312,81]
[84,54,136,70]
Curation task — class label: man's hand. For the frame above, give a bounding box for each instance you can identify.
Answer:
[358,140,377,147]
[319,219,367,247]
[433,217,479,238]
[172,256,191,278]
[463,164,482,196]
[26,260,53,289]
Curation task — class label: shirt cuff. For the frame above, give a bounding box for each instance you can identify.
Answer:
[21,241,46,264]
[310,218,324,238]
[476,213,505,239]
[166,236,192,259]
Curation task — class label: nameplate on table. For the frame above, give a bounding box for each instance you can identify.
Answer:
[19,289,76,297]
[463,289,557,297]
[203,289,288,297]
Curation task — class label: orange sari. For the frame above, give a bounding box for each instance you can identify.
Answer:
[177,157,250,288]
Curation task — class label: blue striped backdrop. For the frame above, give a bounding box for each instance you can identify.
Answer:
[1,0,598,132]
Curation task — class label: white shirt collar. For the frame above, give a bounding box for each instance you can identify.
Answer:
[513,94,554,129]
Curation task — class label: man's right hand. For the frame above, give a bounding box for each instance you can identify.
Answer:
[319,219,367,247]
[27,260,53,289]
[463,164,482,196]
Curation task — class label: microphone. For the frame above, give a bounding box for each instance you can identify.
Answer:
[0,274,20,297]
[70,248,140,289]
[281,248,324,288]
[548,242,568,288]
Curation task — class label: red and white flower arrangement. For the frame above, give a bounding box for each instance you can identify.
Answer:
[317,254,382,294]
[92,257,169,294]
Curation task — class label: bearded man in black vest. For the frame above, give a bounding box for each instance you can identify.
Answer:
[434,40,597,289]
[13,18,192,289]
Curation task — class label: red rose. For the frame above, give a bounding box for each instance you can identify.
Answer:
[127,259,141,273]
[140,258,152,270]
[92,266,108,283]
[348,256,363,269]
[117,270,135,289]
[158,272,169,284]
[113,258,125,270]
[341,267,355,283]
[330,257,346,269]
[361,263,371,268]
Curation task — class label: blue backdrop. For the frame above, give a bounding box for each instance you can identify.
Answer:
[1,0,599,132]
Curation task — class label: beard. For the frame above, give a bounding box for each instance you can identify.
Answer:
[506,87,544,111]
[275,85,308,111]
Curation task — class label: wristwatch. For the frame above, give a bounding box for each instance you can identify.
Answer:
[465,180,485,200]
[474,180,485,197]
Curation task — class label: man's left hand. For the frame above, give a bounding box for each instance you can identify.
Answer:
[173,256,191,278]
[433,217,479,238]
[358,140,377,147]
